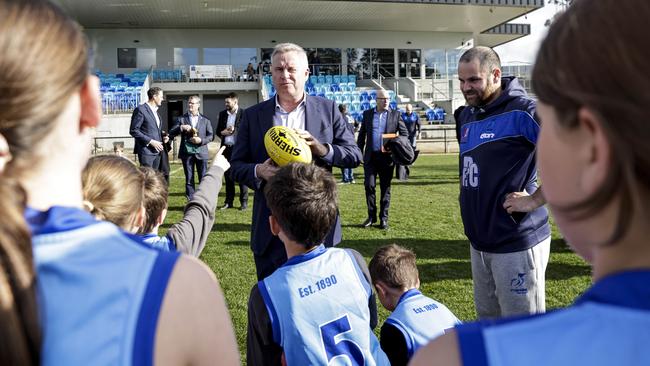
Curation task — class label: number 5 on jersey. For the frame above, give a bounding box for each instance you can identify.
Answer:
[320,314,365,365]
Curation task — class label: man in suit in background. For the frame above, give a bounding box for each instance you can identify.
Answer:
[216,92,249,210]
[230,42,362,280]
[130,87,169,181]
[169,95,214,200]
[357,89,408,230]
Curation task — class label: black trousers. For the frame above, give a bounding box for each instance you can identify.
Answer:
[363,152,395,221]
[181,154,207,200]
[222,145,249,205]
[253,238,288,281]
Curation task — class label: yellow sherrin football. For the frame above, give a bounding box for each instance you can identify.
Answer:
[264,126,312,166]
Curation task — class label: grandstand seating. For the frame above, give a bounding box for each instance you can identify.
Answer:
[426,107,447,123]
[96,70,149,114]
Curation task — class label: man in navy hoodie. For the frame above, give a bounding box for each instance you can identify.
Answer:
[455,46,550,319]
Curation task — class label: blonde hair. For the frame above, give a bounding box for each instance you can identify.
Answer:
[82,156,145,231]
[0,0,90,363]
[271,42,308,65]
[0,0,88,181]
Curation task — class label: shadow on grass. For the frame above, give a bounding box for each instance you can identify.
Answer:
[546,261,591,280]
[340,238,470,261]
[418,261,472,282]
[212,223,251,233]
[221,240,250,247]
[391,179,459,186]
[550,238,573,253]
[168,192,186,197]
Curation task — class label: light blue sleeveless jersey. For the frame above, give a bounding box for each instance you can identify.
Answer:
[28,206,180,366]
[141,232,176,252]
[457,271,650,366]
[386,289,461,358]
[259,245,389,366]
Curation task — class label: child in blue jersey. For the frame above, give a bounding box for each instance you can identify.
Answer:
[82,146,229,257]
[0,1,239,364]
[138,145,229,256]
[369,244,460,366]
[412,0,650,365]
[246,163,389,366]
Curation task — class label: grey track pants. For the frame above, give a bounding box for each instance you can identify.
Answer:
[470,236,551,319]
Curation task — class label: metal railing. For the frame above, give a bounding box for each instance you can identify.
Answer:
[92,136,134,155]
[418,126,456,154]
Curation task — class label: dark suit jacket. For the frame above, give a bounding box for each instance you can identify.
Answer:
[130,103,163,156]
[357,108,408,164]
[216,108,243,147]
[169,113,213,160]
[230,96,362,256]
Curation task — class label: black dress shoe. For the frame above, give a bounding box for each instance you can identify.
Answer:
[361,218,376,228]
[220,203,233,210]
[239,203,248,211]
[379,219,389,230]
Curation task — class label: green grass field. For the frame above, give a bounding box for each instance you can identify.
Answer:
[162,153,591,363]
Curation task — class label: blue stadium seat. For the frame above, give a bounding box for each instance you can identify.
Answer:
[333,75,341,84]
[390,101,398,110]
[317,84,329,94]
[325,91,334,100]
[317,75,325,84]
[369,90,377,100]
[309,75,318,84]
[359,91,370,102]
[361,102,371,111]
[325,75,333,84]
[330,83,340,92]
[369,99,377,109]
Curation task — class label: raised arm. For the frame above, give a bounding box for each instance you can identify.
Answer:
[166,146,229,257]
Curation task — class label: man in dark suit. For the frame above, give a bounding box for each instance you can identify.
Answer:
[230,42,362,280]
[357,89,408,230]
[216,92,249,210]
[130,87,169,181]
[169,95,214,200]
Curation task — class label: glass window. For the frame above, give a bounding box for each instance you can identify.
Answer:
[347,48,394,79]
[136,48,156,69]
[398,49,421,78]
[230,48,257,74]
[260,48,273,75]
[174,48,198,66]
[117,48,136,68]
[423,48,467,79]
[203,48,230,65]
[305,48,341,75]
